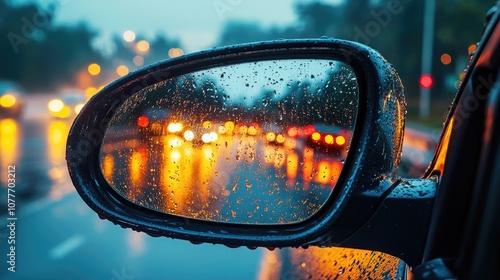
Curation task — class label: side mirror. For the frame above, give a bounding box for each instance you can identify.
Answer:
[67,39,435,266]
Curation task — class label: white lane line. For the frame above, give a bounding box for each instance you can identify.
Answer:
[50,234,86,260]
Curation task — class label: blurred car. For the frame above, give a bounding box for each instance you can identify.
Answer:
[399,125,438,177]
[305,123,348,157]
[136,108,179,139]
[0,80,25,118]
[182,121,219,144]
[48,91,87,119]
[263,123,286,145]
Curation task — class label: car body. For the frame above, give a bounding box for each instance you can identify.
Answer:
[66,5,500,280]
[0,80,25,119]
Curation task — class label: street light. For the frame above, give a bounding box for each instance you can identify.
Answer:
[123,30,136,42]
[87,63,101,76]
[136,40,150,53]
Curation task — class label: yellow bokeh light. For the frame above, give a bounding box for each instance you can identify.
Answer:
[50,106,71,119]
[168,48,184,58]
[336,135,346,145]
[324,134,334,144]
[266,132,276,142]
[123,30,136,42]
[87,63,101,76]
[85,87,97,97]
[133,56,144,66]
[136,40,150,53]
[75,104,85,115]
[48,99,64,112]
[224,121,235,133]
[312,132,321,141]
[0,94,16,108]
[440,53,452,65]
[203,121,212,129]
[116,65,129,77]
[276,134,285,144]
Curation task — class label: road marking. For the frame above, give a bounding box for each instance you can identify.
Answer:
[50,234,86,260]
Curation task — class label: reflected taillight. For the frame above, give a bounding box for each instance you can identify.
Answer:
[137,116,149,128]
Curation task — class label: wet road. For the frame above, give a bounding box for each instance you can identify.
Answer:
[0,96,434,279]
[0,106,261,280]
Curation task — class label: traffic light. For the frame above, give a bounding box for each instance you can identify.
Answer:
[419,74,434,89]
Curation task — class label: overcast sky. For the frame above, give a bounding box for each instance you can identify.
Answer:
[40,0,341,54]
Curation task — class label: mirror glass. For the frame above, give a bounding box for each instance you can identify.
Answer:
[100,58,359,225]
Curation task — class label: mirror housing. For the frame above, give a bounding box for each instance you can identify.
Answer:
[67,39,429,264]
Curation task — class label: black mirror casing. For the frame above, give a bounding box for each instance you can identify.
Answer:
[66,39,409,257]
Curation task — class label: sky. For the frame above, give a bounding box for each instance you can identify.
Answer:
[35,0,342,54]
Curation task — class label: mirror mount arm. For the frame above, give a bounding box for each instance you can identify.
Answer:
[320,177,438,267]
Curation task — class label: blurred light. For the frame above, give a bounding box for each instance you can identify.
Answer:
[224,121,235,133]
[419,74,433,89]
[311,132,321,141]
[209,132,218,142]
[167,122,183,133]
[266,132,276,142]
[0,94,16,108]
[459,72,466,81]
[168,48,184,58]
[133,55,144,66]
[440,53,452,65]
[202,133,211,143]
[468,44,477,54]
[218,125,227,134]
[286,152,299,182]
[51,106,71,119]
[324,134,334,145]
[75,104,84,115]
[303,125,315,136]
[203,121,212,129]
[168,137,183,147]
[1,119,18,183]
[288,126,300,138]
[183,130,194,141]
[87,63,101,76]
[248,125,257,136]
[276,134,285,144]
[123,30,136,42]
[85,87,97,97]
[116,65,129,77]
[98,85,105,91]
[238,125,248,135]
[136,40,150,53]
[137,116,149,128]
[48,99,64,112]
[336,135,346,145]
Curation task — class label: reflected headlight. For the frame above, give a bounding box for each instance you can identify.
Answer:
[48,99,64,113]
[75,103,85,115]
[0,94,16,108]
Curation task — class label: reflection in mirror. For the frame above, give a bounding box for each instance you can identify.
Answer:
[100,59,359,225]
